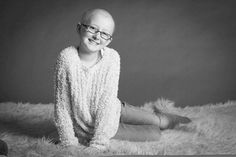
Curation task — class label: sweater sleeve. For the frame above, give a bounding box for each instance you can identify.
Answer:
[89,51,121,150]
[54,52,78,146]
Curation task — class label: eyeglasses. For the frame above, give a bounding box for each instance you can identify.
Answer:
[79,23,112,40]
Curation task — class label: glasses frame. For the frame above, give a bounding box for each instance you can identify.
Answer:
[78,23,112,40]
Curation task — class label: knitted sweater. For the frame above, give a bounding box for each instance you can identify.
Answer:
[54,46,121,150]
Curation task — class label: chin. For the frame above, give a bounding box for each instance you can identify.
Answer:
[82,40,105,53]
[86,44,104,53]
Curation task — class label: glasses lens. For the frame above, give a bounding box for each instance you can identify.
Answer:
[101,32,111,40]
[82,24,111,40]
[87,26,97,34]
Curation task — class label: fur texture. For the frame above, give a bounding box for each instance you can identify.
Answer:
[0,99,236,156]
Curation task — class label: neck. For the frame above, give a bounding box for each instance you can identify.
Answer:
[78,48,100,62]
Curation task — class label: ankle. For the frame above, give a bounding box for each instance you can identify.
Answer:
[158,114,170,129]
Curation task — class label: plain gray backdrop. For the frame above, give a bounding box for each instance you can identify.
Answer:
[0,0,236,106]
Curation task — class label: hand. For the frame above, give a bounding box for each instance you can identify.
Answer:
[66,145,84,151]
[82,146,103,156]
[63,144,86,155]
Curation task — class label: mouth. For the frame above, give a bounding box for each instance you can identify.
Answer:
[88,38,100,45]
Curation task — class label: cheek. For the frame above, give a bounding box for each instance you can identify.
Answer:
[80,31,90,38]
[79,28,92,38]
[101,40,111,46]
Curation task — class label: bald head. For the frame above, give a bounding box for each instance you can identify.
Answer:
[80,9,115,34]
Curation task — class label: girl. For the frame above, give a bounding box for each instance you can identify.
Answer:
[54,8,191,153]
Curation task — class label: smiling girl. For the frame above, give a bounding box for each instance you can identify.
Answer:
[54,8,191,153]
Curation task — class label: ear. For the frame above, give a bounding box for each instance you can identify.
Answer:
[76,23,81,34]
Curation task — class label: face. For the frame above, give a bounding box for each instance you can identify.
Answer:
[78,13,114,54]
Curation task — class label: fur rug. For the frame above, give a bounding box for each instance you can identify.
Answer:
[0,99,236,157]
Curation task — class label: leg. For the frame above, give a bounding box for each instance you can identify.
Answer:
[120,101,191,130]
[112,123,161,142]
[120,102,160,126]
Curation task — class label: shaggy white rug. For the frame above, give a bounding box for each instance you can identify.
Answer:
[0,99,236,157]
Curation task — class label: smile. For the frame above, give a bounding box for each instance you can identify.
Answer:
[88,38,100,45]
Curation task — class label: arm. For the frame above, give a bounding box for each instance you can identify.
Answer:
[54,52,78,146]
[89,52,121,150]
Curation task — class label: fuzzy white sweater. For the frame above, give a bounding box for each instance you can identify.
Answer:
[54,46,121,150]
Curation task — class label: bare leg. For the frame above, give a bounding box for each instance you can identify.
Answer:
[120,102,160,126]
[120,102,191,130]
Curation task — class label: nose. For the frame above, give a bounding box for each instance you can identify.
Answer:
[92,31,100,40]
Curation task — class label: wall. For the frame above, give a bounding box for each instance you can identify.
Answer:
[0,0,236,106]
